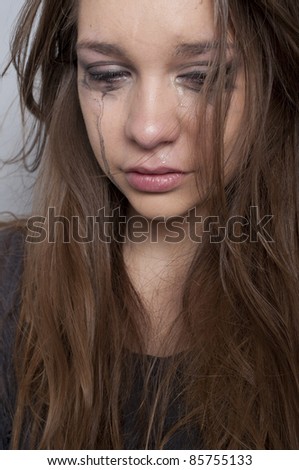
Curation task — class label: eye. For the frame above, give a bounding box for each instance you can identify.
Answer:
[84,69,131,92]
[177,71,208,92]
[177,63,237,93]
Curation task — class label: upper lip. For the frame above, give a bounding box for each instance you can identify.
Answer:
[125,166,185,175]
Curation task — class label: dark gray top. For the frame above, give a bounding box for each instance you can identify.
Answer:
[0,228,24,450]
[0,228,201,449]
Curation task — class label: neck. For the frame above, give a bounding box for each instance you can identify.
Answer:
[122,207,204,356]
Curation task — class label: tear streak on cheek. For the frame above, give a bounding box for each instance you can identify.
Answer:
[95,95,122,192]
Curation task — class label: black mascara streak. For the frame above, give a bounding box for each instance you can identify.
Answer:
[97,96,122,191]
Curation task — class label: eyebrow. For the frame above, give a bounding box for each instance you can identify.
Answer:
[76,40,230,59]
[175,41,219,57]
[76,41,127,58]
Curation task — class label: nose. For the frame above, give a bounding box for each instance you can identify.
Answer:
[125,78,181,150]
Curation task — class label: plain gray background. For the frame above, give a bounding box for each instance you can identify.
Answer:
[0,0,35,218]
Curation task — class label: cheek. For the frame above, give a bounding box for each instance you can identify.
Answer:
[78,91,110,166]
[79,92,100,145]
[80,91,126,157]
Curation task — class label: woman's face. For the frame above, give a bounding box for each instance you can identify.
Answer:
[77,0,244,219]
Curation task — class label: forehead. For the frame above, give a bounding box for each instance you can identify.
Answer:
[77,0,215,50]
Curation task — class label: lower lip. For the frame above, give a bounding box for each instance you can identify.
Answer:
[125,172,186,192]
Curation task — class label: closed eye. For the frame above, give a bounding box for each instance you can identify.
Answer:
[177,71,208,92]
[177,63,237,93]
[84,70,131,92]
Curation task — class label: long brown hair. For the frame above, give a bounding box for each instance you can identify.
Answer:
[2,0,299,448]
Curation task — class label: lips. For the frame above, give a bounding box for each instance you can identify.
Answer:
[124,166,187,192]
[125,166,184,175]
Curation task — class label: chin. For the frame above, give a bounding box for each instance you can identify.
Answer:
[127,199,194,221]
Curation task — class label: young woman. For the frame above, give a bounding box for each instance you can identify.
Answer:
[0,0,298,449]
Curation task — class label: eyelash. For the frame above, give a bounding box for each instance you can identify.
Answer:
[178,71,208,91]
[84,68,233,93]
[85,70,130,93]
